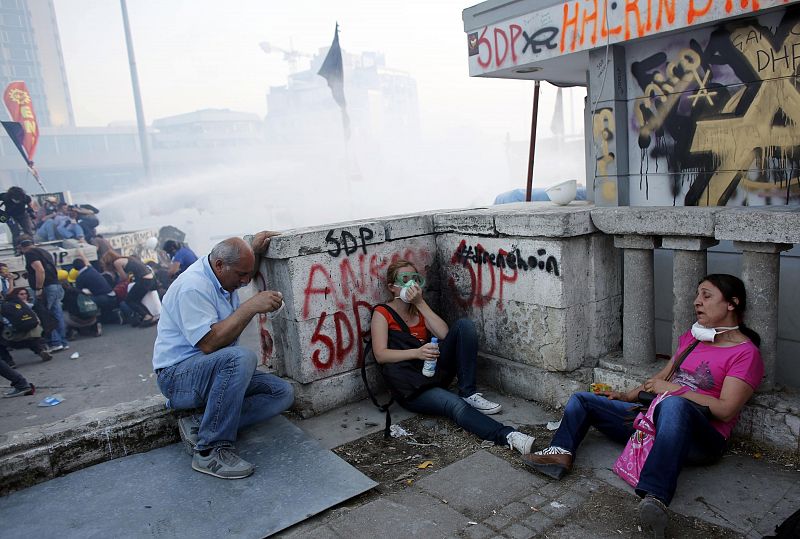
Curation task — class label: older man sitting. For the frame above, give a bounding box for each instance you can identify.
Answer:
[152,232,293,479]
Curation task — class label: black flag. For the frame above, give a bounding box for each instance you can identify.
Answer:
[1,121,31,165]
[318,23,350,138]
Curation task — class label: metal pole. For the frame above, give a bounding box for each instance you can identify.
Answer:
[120,0,151,179]
[525,80,541,202]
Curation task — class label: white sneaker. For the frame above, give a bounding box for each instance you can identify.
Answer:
[506,431,535,454]
[462,393,502,415]
[533,446,572,456]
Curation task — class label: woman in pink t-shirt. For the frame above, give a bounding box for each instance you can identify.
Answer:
[522,274,764,538]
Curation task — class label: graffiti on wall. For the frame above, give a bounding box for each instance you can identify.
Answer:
[593,107,617,177]
[302,228,432,371]
[468,0,774,73]
[631,9,800,205]
[448,240,560,310]
[593,107,621,203]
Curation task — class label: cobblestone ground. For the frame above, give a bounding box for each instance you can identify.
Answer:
[278,416,745,538]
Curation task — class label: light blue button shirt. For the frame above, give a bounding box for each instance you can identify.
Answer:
[152,255,240,370]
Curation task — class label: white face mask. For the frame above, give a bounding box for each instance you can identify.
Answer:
[397,279,416,303]
[691,322,738,342]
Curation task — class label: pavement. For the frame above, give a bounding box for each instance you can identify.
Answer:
[1,323,798,538]
[282,394,799,539]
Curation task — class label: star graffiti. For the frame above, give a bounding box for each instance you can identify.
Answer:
[689,24,800,205]
[689,69,717,107]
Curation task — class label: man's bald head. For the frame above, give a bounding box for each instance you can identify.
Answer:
[210,237,252,266]
[209,237,256,292]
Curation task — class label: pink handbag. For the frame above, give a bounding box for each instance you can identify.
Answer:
[613,387,689,488]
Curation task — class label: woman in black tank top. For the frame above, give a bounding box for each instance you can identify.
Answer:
[101,251,158,326]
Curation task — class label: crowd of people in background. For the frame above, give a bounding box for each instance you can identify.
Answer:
[0,185,197,398]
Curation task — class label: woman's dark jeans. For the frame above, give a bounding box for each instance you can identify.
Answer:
[550,391,727,505]
[402,319,513,445]
[126,277,157,318]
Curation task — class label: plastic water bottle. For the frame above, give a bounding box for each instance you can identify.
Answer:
[422,337,438,377]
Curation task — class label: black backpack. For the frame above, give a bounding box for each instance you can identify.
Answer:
[76,293,99,318]
[361,304,396,439]
[1,299,39,333]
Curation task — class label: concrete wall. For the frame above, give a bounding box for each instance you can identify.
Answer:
[260,204,621,416]
[434,214,621,372]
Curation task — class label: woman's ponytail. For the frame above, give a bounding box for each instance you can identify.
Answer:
[738,323,761,347]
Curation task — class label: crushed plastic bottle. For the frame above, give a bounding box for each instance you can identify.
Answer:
[389,424,412,438]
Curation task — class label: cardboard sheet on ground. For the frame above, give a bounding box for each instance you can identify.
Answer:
[0,416,376,538]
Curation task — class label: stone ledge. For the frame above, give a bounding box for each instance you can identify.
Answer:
[377,212,435,241]
[592,207,720,237]
[265,220,386,259]
[716,206,800,244]
[433,208,496,235]
[433,203,597,238]
[0,396,179,496]
[493,203,595,238]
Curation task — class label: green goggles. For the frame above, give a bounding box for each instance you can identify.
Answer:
[394,271,426,288]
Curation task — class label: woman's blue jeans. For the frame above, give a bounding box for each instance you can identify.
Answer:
[402,319,514,445]
[157,345,294,451]
[550,392,727,505]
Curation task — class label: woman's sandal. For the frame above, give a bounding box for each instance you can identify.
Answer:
[639,495,668,539]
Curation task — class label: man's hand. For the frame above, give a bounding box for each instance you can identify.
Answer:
[249,290,283,314]
[251,230,280,255]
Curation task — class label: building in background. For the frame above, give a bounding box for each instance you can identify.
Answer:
[266,48,420,145]
[152,109,264,150]
[0,0,74,127]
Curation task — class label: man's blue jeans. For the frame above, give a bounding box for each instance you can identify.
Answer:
[43,284,68,347]
[550,392,727,505]
[35,220,57,242]
[156,345,294,451]
[403,319,513,445]
[92,294,119,322]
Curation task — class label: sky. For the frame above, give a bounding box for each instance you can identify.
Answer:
[53,0,584,140]
[50,0,588,251]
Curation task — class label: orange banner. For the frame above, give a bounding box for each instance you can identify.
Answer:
[3,81,38,163]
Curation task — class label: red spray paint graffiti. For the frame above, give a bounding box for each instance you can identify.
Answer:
[255,272,275,366]
[448,240,519,310]
[258,313,274,367]
[302,247,431,371]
